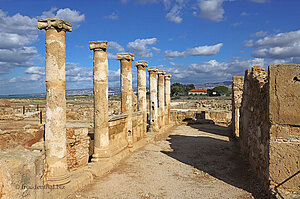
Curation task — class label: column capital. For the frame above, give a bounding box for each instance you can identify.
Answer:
[117,53,134,61]
[158,70,166,76]
[165,73,172,78]
[37,18,72,32]
[135,61,148,70]
[147,67,158,73]
[89,41,107,51]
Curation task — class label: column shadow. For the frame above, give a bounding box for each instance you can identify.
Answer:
[161,123,267,198]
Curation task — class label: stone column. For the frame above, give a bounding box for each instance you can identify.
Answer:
[148,67,159,132]
[232,76,244,138]
[135,61,148,137]
[165,73,172,125]
[117,53,134,147]
[89,41,110,162]
[37,18,72,185]
[158,70,166,129]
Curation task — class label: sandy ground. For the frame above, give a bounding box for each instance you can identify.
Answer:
[67,124,266,199]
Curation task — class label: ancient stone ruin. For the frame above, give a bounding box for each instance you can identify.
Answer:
[232,65,300,198]
[0,17,299,199]
[0,18,173,199]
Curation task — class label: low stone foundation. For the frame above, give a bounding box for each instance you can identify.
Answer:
[170,109,231,126]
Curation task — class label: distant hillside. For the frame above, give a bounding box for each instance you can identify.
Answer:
[1,87,121,98]
[1,82,232,98]
[195,81,232,90]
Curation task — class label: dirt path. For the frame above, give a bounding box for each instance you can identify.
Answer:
[68,124,265,199]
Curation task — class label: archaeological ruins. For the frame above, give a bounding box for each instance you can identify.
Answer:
[0,18,299,199]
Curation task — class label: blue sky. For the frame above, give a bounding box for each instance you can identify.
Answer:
[0,0,300,95]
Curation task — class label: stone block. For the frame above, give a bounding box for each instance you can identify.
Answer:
[269,64,300,126]
[0,150,44,199]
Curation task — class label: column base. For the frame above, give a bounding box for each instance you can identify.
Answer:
[149,125,159,132]
[46,172,70,186]
[91,147,111,163]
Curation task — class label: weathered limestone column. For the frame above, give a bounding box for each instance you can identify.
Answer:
[148,67,159,132]
[37,18,72,185]
[89,41,110,162]
[135,61,148,137]
[158,70,166,129]
[165,73,172,125]
[232,76,244,138]
[117,53,134,147]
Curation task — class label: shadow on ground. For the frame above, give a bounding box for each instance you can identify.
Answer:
[162,123,266,199]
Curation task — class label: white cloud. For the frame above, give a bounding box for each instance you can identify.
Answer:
[196,0,229,22]
[105,12,119,20]
[0,8,85,77]
[108,41,125,52]
[251,31,268,38]
[0,10,38,75]
[25,67,45,75]
[107,41,125,60]
[246,29,300,59]
[127,38,158,58]
[163,0,172,9]
[165,57,266,83]
[39,8,85,24]
[243,40,254,47]
[185,43,223,56]
[107,52,117,60]
[164,50,186,58]
[66,62,92,82]
[152,47,161,54]
[164,43,223,58]
[166,5,183,23]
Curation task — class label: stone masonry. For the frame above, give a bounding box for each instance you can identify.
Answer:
[135,61,148,138]
[90,41,110,162]
[231,76,244,138]
[118,53,134,147]
[239,65,300,197]
[164,73,172,125]
[158,70,166,129]
[0,18,174,198]
[38,18,72,185]
[148,67,159,132]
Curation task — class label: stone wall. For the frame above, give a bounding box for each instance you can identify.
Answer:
[0,150,44,199]
[108,115,128,156]
[170,109,231,126]
[132,111,144,142]
[0,124,44,151]
[231,76,244,138]
[239,65,300,197]
[239,66,269,191]
[66,128,90,170]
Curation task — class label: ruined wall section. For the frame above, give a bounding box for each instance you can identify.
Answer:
[239,66,269,190]
[66,128,90,170]
[231,76,244,138]
[170,110,231,126]
[240,65,300,196]
[107,115,128,156]
[132,111,143,142]
[268,64,300,194]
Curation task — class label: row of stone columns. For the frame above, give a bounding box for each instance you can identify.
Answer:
[38,18,172,186]
[148,68,172,132]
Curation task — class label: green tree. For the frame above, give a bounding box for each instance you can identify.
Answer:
[185,84,195,92]
[171,83,195,96]
[212,86,229,95]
